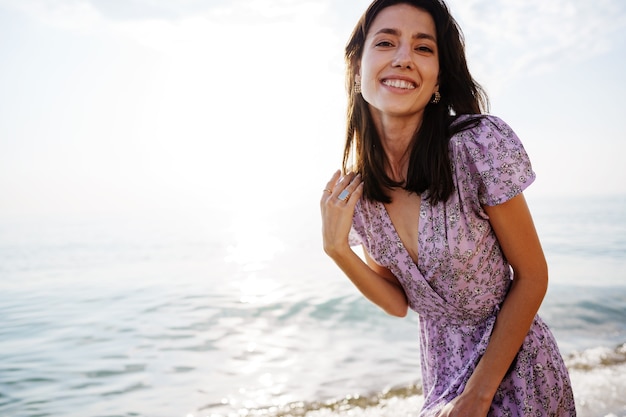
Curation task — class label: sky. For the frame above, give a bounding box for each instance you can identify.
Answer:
[1,0,625,218]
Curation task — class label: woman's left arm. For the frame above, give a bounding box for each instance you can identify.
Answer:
[438,192,548,417]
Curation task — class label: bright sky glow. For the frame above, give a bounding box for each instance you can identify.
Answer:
[1,0,625,217]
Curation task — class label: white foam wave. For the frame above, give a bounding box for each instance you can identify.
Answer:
[240,344,626,417]
[567,344,626,417]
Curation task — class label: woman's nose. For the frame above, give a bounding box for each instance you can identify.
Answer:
[392,46,413,69]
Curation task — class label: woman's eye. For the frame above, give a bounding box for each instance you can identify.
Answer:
[416,46,434,53]
[375,41,394,47]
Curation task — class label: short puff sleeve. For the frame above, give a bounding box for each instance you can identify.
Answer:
[451,115,536,206]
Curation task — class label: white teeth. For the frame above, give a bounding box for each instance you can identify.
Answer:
[383,79,416,89]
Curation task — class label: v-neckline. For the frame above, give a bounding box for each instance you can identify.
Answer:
[378,195,423,268]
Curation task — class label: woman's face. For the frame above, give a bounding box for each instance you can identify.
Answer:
[359,3,439,123]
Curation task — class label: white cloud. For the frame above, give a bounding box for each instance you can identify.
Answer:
[0,0,105,33]
[448,0,626,93]
[0,0,333,49]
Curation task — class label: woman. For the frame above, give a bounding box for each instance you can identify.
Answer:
[319,1,576,416]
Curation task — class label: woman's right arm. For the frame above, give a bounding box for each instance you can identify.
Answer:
[320,171,408,317]
[341,248,409,317]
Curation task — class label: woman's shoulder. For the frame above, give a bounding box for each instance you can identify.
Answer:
[447,114,535,206]
[449,114,515,142]
[448,114,523,154]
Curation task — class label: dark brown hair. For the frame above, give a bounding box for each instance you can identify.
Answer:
[344,0,489,203]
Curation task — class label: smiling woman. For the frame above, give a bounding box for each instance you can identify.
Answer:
[319,1,577,416]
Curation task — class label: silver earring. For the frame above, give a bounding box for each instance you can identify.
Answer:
[354,79,361,94]
[431,91,441,104]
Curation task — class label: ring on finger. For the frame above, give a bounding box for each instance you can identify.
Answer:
[324,189,332,194]
[338,189,350,201]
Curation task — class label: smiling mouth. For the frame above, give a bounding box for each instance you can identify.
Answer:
[382,79,416,90]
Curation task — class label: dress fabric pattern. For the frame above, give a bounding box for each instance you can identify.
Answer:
[349,115,576,416]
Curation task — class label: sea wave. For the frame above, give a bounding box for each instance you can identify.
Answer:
[219,344,626,417]
[566,343,626,370]
[567,343,626,417]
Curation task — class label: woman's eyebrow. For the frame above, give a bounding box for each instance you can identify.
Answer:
[373,28,436,42]
[413,32,436,42]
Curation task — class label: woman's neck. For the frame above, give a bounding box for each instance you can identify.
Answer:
[372,112,423,183]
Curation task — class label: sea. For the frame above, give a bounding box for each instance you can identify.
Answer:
[0,194,625,417]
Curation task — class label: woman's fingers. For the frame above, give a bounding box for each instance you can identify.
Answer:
[321,170,341,202]
[321,170,362,205]
[347,178,364,204]
[320,170,363,255]
[336,173,362,204]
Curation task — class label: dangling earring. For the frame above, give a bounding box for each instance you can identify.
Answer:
[431,91,441,104]
[354,79,362,95]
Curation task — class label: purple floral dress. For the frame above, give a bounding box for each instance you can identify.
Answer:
[349,116,576,416]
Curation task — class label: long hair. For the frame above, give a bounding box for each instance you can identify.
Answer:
[344,0,489,204]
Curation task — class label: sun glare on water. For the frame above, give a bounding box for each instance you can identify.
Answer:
[224,212,286,304]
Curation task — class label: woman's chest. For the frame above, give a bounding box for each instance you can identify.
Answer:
[382,190,421,265]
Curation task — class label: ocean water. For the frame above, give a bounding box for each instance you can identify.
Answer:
[0,195,625,417]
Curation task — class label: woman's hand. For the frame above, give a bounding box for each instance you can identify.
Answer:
[319,170,407,317]
[437,393,491,417]
[319,170,363,258]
